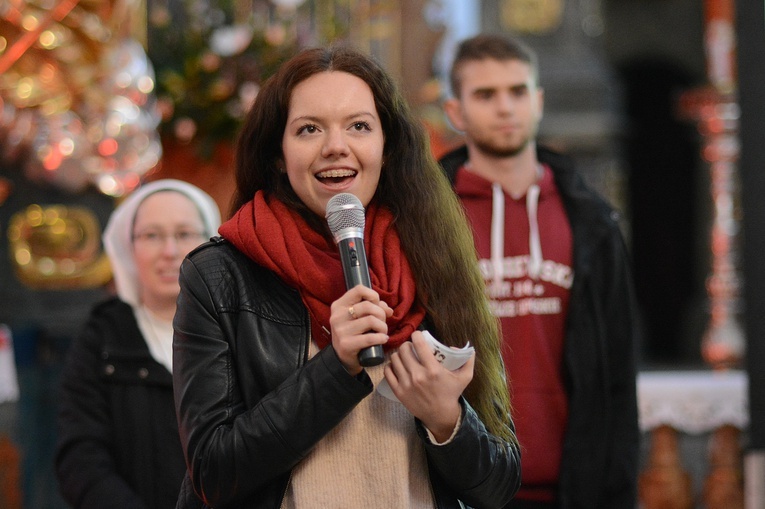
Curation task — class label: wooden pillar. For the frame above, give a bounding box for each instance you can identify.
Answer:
[703,424,744,509]
[639,425,694,509]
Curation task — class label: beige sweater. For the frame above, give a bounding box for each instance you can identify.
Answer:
[281,344,435,508]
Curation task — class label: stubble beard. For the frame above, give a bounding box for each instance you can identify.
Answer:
[472,135,530,159]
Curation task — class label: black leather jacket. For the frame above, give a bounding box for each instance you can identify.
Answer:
[173,237,521,509]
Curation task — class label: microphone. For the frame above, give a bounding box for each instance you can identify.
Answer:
[325,193,385,367]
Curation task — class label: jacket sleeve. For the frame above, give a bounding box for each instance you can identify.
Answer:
[54,312,148,509]
[605,229,642,508]
[173,255,373,508]
[600,224,641,507]
[417,399,522,509]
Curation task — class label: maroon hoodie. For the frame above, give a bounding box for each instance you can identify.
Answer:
[454,163,573,503]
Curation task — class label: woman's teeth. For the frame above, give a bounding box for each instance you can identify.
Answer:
[317,169,356,178]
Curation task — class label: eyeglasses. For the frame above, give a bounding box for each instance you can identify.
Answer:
[132,230,206,248]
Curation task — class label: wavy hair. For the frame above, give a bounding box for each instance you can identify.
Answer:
[231,45,514,443]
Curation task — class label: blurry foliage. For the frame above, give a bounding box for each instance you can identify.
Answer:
[146,0,301,157]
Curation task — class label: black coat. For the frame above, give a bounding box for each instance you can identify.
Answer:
[173,238,522,509]
[440,146,641,509]
[55,298,187,509]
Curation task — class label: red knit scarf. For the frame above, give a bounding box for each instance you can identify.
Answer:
[218,192,425,350]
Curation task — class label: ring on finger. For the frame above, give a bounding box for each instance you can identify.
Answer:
[348,306,356,319]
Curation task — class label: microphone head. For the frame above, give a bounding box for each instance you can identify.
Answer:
[325,193,365,243]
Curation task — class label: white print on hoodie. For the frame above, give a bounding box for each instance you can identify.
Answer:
[478,182,573,318]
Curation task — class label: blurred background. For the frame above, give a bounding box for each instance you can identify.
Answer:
[0,0,762,507]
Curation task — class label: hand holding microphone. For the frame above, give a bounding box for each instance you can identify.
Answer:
[326,193,388,367]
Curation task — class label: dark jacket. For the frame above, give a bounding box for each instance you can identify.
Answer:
[440,146,640,509]
[172,237,522,509]
[55,298,187,509]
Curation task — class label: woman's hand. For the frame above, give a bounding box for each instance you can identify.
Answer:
[330,285,393,375]
[383,331,475,442]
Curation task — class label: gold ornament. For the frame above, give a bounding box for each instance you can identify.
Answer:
[1,1,161,196]
[7,204,112,289]
[501,0,564,34]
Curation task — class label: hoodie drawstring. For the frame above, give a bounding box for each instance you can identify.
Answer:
[491,183,505,286]
[490,181,543,282]
[527,184,542,279]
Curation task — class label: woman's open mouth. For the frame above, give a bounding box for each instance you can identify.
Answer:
[315,168,357,184]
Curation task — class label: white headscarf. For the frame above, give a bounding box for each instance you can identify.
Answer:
[102,179,221,308]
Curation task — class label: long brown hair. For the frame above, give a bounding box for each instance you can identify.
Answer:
[231,45,515,443]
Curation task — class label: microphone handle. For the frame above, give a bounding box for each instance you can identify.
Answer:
[338,237,385,367]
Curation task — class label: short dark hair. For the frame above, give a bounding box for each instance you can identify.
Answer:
[449,34,539,98]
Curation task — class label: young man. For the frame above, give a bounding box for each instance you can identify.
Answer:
[440,34,640,508]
